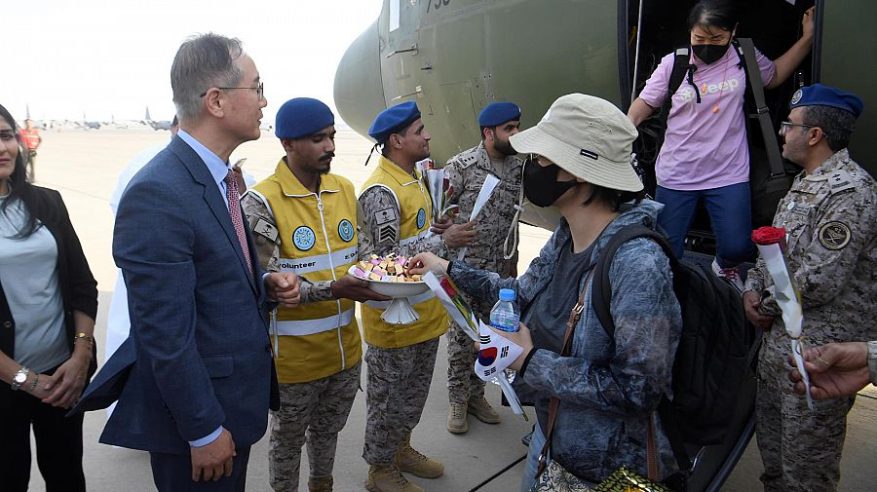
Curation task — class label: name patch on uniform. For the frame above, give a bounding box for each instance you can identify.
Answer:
[416,208,427,229]
[338,219,355,242]
[293,226,316,251]
[374,207,397,226]
[829,171,855,195]
[252,218,279,242]
[818,221,851,250]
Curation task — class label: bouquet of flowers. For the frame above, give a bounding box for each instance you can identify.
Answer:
[456,173,500,261]
[423,272,527,419]
[423,168,459,222]
[752,226,813,409]
[423,272,478,341]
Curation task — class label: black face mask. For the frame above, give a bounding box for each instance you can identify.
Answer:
[692,42,730,65]
[523,158,577,208]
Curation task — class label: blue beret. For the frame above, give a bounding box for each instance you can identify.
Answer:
[478,101,522,127]
[790,84,863,118]
[275,98,334,139]
[368,101,421,143]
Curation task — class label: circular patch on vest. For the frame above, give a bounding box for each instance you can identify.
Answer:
[293,226,316,251]
[338,219,354,242]
[416,208,427,229]
[818,221,851,250]
[791,89,803,105]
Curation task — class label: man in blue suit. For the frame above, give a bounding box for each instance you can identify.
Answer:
[86,33,301,491]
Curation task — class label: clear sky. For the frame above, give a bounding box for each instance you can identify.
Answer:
[3,0,383,124]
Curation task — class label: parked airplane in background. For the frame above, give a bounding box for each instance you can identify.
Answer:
[80,113,101,130]
[143,106,173,131]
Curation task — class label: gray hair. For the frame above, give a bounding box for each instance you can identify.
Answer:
[802,105,857,152]
[171,33,244,121]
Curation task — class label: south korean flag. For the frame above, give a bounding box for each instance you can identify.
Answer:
[473,321,524,382]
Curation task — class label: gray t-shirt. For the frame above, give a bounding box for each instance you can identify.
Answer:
[525,236,595,354]
[0,196,69,372]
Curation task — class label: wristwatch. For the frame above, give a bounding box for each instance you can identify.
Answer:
[867,341,877,387]
[10,367,30,391]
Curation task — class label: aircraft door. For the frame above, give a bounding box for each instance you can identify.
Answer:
[817,0,877,175]
[379,0,423,108]
[417,0,484,160]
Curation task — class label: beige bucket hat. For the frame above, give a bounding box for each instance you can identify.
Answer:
[509,93,643,192]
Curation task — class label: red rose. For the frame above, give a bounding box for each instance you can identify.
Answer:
[440,277,458,297]
[751,226,787,245]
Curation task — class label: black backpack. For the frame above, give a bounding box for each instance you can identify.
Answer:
[591,224,758,471]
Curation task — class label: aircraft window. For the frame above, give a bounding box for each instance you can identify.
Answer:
[390,0,400,32]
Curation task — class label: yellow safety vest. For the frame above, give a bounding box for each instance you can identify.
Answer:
[359,156,448,348]
[251,160,361,383]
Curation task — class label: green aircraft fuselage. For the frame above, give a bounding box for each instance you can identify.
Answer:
[335,0,875,175]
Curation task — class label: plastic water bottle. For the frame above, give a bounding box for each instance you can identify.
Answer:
[490,289,520,333]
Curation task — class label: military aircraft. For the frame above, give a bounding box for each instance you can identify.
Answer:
[143,106,174,131]
[79,112,101,130]
[334,1,875,490]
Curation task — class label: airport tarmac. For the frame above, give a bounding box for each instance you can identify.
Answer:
[25,128,876,491]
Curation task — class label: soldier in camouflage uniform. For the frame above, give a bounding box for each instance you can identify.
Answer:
[241,98,386,492]
[443,102,524,434]
[359,101,475,492]
[743,85,877,492]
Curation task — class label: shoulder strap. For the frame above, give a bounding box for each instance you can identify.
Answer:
[591,227,693,478]
[737,37,786,178]
[667,47,692,107]
[592,225,676,339]
[535,271,590,479]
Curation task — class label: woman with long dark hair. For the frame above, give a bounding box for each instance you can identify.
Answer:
[0,104,98,491]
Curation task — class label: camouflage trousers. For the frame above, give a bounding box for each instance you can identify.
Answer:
[362,337,440,465]
[269,363,361,491]
[446,321,485,405]
[755,345,854,492]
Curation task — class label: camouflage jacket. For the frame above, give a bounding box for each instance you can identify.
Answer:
[745,149,877,363]
[240,189,334,304]
[357,176,446,260]
[445,142,524,319]
[448,200,682,484]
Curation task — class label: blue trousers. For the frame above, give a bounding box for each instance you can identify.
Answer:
[655,182,755,267]
[521,422,547,492]
[150,446,251,492]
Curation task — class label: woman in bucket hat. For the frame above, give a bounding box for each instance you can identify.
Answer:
[410,94,683,489]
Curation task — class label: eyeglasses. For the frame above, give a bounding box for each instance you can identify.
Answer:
[779,121,813,135]
[200,82,264,99]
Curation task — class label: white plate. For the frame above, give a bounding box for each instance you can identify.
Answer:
[348,265,429,299]
[367,280,429,298]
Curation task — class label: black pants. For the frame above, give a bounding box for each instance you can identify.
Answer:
[151,446,251,492]
[0,383,86,492]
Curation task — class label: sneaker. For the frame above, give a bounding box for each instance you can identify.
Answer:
[396,441,444,478]
[366,464,424,492]
[468,396,501,424]
[447,402,468,434]
[711,259,744,292]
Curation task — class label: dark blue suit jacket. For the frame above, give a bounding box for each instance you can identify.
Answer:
[80,136,278,455]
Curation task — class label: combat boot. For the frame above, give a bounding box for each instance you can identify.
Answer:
[308,475,333,492]
[396,439,444,478]
[447,402,469,434]
[366,464,424,492]
[468,396,501,424]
